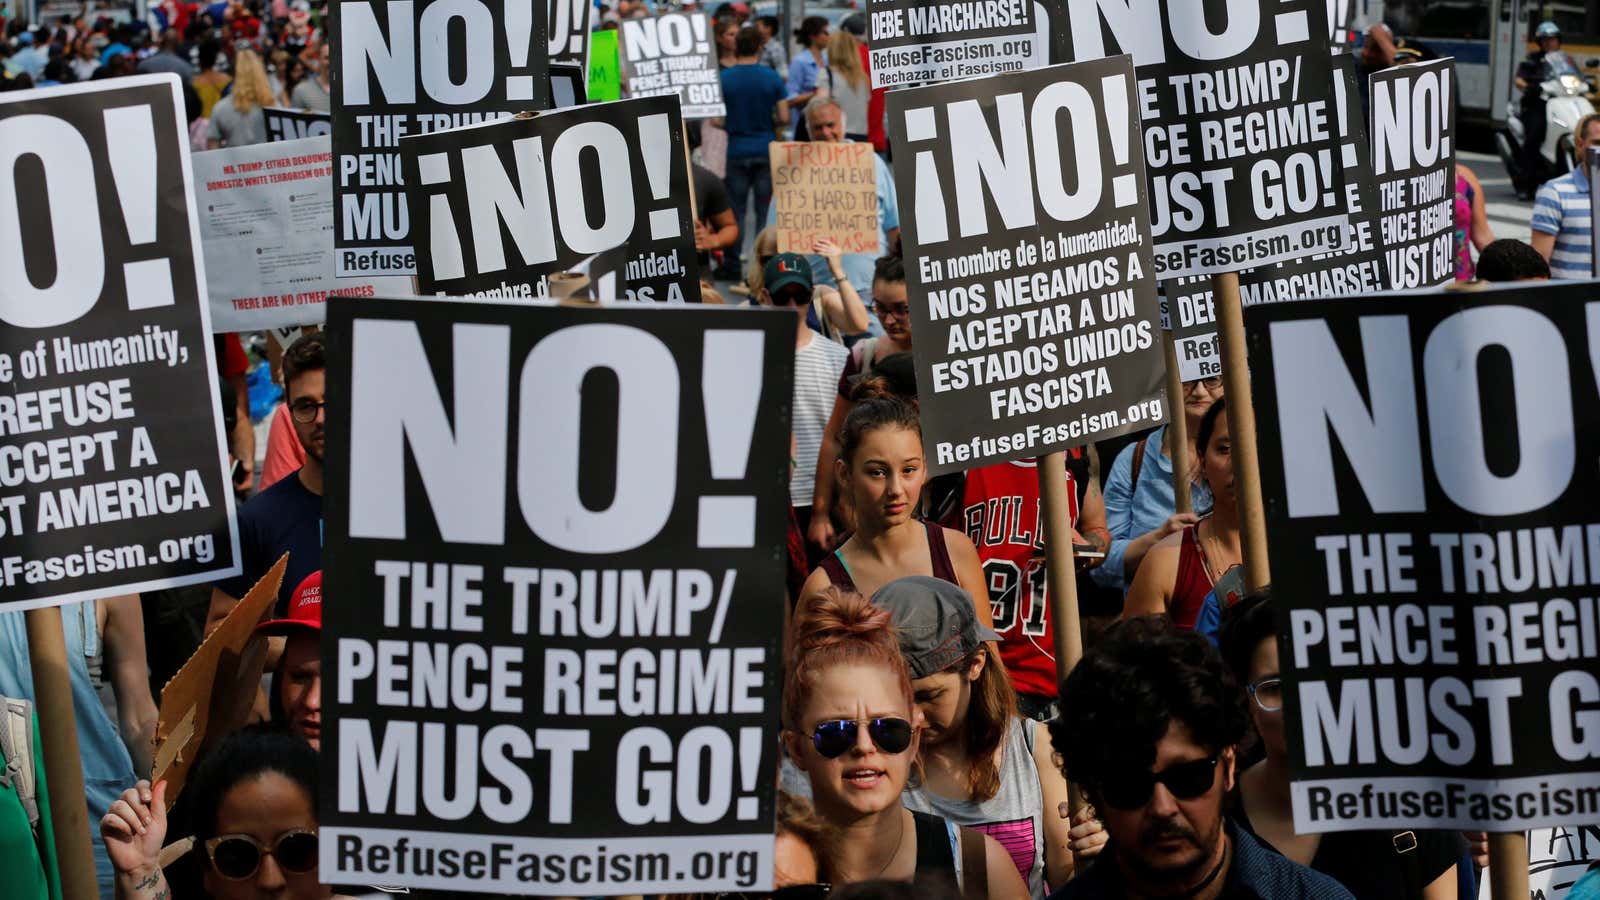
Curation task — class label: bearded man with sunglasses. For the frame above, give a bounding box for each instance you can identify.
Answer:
[1047,617,1353,900]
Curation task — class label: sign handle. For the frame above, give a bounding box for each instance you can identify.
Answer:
[1161,332,1193,516]
[1039,451,1083,676]
[683,122,699,224]
[25,607,99,900]
[1212,272,1271,591]
[1037,450,1088,865]
[1487,833,1528,900]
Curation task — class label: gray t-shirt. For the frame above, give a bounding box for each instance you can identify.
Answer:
[206,96,267,147]
[290,78,330,112]
[901,717,1049,899]
[827,69,871,137]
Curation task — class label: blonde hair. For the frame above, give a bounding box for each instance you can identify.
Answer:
[744,227,779,294]
[827,29,866,91]
[230,49,275,114]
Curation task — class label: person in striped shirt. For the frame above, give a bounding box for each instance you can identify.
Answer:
[1531,113,1600,279]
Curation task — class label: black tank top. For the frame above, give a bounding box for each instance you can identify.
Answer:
[817,521,960,592]
[912,809,961,887]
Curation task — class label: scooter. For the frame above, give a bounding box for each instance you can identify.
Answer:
[1496,52,1599,189]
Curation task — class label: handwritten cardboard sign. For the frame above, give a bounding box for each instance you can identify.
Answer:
[770,141,879,255]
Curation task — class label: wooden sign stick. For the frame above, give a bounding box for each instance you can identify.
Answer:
[1162,331,1193,515]
[1039,451,1084,677]
[1487,833,1530,900]
[1038,450,1089,860]
[1212,271,1271,591]
[25,608,99,899]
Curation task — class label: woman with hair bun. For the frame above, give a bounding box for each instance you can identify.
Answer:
[797,382,992,624]
[784,588,1027,899]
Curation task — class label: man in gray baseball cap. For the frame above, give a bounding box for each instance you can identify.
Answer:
[870,575,999,678]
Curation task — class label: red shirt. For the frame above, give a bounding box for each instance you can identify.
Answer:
[951,459,1079,699]
[861,44,887,152]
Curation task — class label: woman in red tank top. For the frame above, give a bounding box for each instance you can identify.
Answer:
[799,381,994,625]
[1124,398,1243,627]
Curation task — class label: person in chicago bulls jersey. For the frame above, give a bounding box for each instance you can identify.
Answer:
[947,457,1110,723]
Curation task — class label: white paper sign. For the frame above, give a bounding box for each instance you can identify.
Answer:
[193,136,411,331]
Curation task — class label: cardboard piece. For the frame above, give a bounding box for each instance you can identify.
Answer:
[151,555,287,809]
[770,141,880,255]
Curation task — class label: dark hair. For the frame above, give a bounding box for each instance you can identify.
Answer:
[190,727,319,845]
[1476,238,1551,282]
[734,25,761,57]
[1049,616,1249,787]
[1217,590,1275,687]
[756,14,779,32]
[281,331,325,389]
[198,38,221,69]
[871,352,917,400]
[794,15,828,43]
[839,376,920,464]
[1195,394,1227,457]
[872,254,905,285]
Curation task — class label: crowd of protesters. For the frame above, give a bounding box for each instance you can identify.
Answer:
[1,3,1598,900]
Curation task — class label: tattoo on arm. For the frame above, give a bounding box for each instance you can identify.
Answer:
[134,873,160,890]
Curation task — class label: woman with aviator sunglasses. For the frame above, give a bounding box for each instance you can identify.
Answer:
[784,588,1027,899]
[1219,595,1466,900]
[102,728,327,900]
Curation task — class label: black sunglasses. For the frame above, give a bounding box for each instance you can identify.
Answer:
[811,717,913,759]
[1096,756,1219,810]
[716,885,831,900]
[771,286,811,306]
[206,829,318,880]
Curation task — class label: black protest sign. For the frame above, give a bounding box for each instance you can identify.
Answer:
[1590,147,1600,276]
[1240,56,1387,303]
[1370,57,1457,290]
[0,76,240,610]
[331,0,550,277]
[265,107,331,142]
[548,0,594,70]
[1247,282,1600,833]
[888,58,1167,476]
[401,97,700,303]
[1164,56,1385,381]
[1327,0,1355,52]
[866,0,1056,89]
[1166,276,1220,382]
[621,12,725,119]
[320,297,793,894]
[1056,0,1349,279]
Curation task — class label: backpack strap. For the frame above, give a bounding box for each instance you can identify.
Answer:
[958,826,988,900]
[858,337,880,379]
[1392,830,1423,898]
[0,698,39,834]
[1128,435,1148,495]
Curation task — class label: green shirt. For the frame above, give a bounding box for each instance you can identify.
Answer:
[0,714,61,900]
